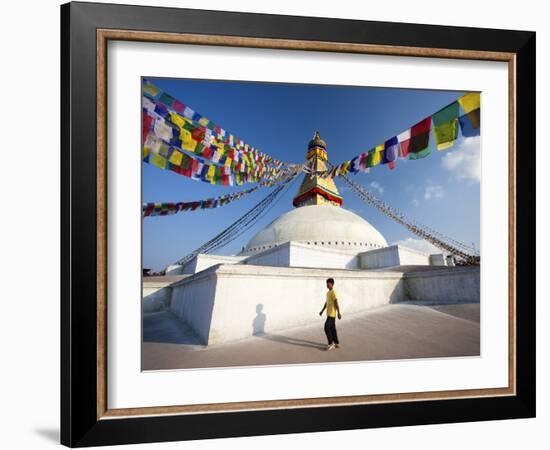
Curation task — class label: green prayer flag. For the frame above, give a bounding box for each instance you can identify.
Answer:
[433,119,458,150]
[432,101,459,150]
[409,147,431,160]
[159,92,175,107]
[433,101,459,125]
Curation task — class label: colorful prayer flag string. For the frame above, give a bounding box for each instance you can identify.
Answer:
[142,79,287,167]
[143,166,304,217]
[319,92,480,178]
[142,107,301,185]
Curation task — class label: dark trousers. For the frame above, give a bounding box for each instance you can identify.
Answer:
[324,316,339,345]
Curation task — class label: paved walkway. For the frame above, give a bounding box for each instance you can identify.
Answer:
[142,303,480,370]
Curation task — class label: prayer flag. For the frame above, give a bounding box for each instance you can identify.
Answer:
[384,136,399,162]
[459,108,481,137]
[366,147,377,167]
[169,149,184,166]
[409,117,431,154]
[397,129,411,158]
[458,92,480,114]
[154,102,169,119]
[409,147,431,160]
[168,111,186,129]
[153,117,176,142]
[142,110,153,143]
[172,100,185,113]
[180,128,198,152]
[348,156,359,173]
[144,133,162,154]
[159,93,175,108]
[411,116,431,136]
[183,106,194,119]
[142,81,161,98]
[142,96,156,113]
[432,101,459,150]
[150,153,167,169]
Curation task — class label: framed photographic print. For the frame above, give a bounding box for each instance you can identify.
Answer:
[60,1,536,447]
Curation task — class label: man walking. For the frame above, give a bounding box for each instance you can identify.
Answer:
[319,278,342,350]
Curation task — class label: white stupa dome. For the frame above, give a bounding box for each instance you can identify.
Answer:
[241,205,387,255]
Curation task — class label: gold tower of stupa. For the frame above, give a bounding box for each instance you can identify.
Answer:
[292,132,343,208]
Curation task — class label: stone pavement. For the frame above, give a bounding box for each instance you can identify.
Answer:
[142,302,480,370]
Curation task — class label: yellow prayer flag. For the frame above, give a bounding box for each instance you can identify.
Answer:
[180,128,197,152]
[458,93,480,114]
[207,164,216,184]
[143,82,161,98]
[143,146,151,159]
[372,144,384,166]
[150,153,167,170]
[437,141,455,151]
[168,112,187,128]
[199,117,209,127]
[169,149,183,166]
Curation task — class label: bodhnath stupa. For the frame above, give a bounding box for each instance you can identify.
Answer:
[148,133,478,345]
[168,132,442,274]
[240,131,388,258]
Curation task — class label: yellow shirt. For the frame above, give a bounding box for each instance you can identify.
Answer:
[325,289,338,318]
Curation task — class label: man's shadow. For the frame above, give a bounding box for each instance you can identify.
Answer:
[252,304,266,336]
[252,304,326,350]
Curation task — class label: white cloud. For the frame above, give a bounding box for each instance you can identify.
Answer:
[369,181,384,194]
[441,136,481,183]
[411,198,420,207]
[424,184,444,200]
[391,237,445,255]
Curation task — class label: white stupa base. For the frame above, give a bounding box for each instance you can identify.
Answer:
[161,263,479,345]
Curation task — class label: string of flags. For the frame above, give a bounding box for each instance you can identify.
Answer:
[341,174,480,264]
[143,185,260,217]
[142,79,295,186]
[320,92,480,178]
[142,172,300,217]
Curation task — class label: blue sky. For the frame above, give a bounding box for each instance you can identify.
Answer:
[143,77,480,271]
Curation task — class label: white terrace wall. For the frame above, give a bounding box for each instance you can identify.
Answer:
[170,264,405,345]
[288,242,358,269]
[404,266,480,303]
[169,269,219,344]
[244,241,358,270]
[243,243,291,267]
[359,245,431,269]
[142,276,190,313]
[179,254,247,275]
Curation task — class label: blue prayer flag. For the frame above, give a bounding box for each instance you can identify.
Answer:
[459,109,480,137]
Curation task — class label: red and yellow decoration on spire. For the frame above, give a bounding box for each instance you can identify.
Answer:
[293,132,343,208]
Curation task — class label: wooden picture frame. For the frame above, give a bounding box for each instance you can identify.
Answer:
[61,1,535,446]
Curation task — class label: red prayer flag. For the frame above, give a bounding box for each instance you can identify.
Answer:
[411,116,432,137]
[399,140,411,158]
[191,128,205,142]
[142,111,153,143]
[410,132,430,153]
[172,100,185,113]
[143,204,154,217]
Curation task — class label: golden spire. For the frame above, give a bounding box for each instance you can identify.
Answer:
[293,132,343,208]
[308,131,326,150]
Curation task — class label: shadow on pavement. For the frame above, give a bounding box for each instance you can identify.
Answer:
[257,332,327,350]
